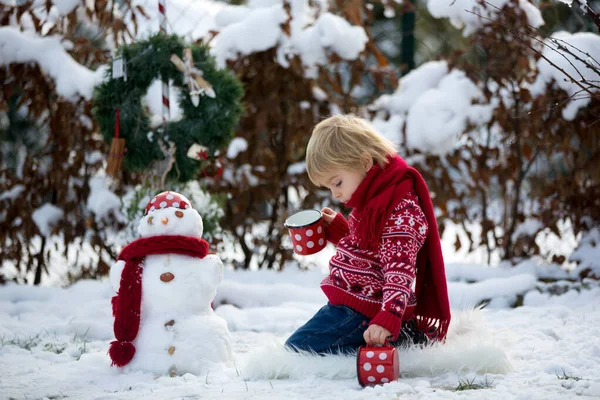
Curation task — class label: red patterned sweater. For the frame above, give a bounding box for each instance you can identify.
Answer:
[322,190,428,339]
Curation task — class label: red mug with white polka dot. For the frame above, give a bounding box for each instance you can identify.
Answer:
[357,342,399,387]
[284,210,326,256]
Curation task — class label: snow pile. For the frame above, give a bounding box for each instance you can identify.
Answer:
[0,27,105,100]
[371,61,494,155]
[529,32,600,120]
[212,0,368,77]
[427,0,544,36]
[227,137,249,159]
[31,203,64,237]
[570,227,600,279]
[86,176,122,222]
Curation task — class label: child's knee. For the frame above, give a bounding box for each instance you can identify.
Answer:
[284,335,306,352]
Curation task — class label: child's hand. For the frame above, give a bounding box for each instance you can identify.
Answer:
[321,207,336,225]
[364,324,392,346]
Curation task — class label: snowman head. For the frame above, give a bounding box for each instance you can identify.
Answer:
[137,191,204,239]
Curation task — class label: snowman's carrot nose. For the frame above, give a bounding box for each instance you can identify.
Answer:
[161,217,169,225]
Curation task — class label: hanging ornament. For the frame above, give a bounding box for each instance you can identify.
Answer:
[187,143,209,161]
[187,143,223,179]
[170,48,216,107]
[106,108,126,178]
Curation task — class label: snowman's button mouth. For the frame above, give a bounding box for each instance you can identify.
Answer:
[160,272,175,282]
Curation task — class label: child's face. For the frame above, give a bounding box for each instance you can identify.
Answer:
[321,169,365,204]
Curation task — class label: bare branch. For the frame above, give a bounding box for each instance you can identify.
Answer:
[466,9,600,102]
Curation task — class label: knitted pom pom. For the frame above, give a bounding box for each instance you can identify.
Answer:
[108,340,135,367]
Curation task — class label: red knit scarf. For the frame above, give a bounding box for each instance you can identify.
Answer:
[346,154,451,341]
[108,235,209,367]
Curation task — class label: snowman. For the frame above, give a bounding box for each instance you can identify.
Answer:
[108,191,233,376]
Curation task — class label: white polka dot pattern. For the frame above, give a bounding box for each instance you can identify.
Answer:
[144,191,193,215]
[357,347,399,387]
[287,221,328,255]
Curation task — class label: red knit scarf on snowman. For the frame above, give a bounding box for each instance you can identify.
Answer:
[108,235,209,367]
[345,154,451,341]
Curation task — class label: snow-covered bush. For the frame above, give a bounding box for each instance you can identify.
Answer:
[369,0,600,267]
[0,1,147,284]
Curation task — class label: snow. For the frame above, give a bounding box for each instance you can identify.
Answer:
[213,5,288,68]
[133,0,226,41]
[0,184,25,201]
[529,31,600,120]
[52,0,79,15]
[286,12,368,77]
[570,227,600,279]
[427,0,544,36]
[511,217,544,241]
[1,269,600,398]
[227,137,249,159]
[372,61,449,115]
[212,0,367,77]
[31,203,64,237]
[372,63,493,155]
[0,27,105,101]
[287,161,307,175]
[86,175,122,222]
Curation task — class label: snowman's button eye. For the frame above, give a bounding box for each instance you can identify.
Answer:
[175,211,184,218]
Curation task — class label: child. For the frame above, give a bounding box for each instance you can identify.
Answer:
[285,115,451,355]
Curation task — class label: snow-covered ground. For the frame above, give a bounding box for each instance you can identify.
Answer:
[1,265,599,399]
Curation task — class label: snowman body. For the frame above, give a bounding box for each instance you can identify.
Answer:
[109,192,233,376]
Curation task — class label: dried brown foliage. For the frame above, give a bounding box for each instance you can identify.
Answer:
[403,0,600,265]
[0,1,147,284]
[204,1,397,269]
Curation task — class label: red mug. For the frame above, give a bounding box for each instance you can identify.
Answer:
[284,210,326,256]
[357,342,399,387]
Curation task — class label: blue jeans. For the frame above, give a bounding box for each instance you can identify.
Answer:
[285,303,427,355]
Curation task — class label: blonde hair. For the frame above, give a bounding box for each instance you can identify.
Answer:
[306,114,397,186]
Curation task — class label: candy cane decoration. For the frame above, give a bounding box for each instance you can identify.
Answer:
[159,0,170,122]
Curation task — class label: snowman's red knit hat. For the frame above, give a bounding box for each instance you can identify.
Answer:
[145,191,193,215]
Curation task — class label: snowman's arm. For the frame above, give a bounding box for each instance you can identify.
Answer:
[203,255,224,287]
[109,260,126,292]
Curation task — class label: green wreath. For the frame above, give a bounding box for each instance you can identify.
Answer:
[93,33,244,182]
